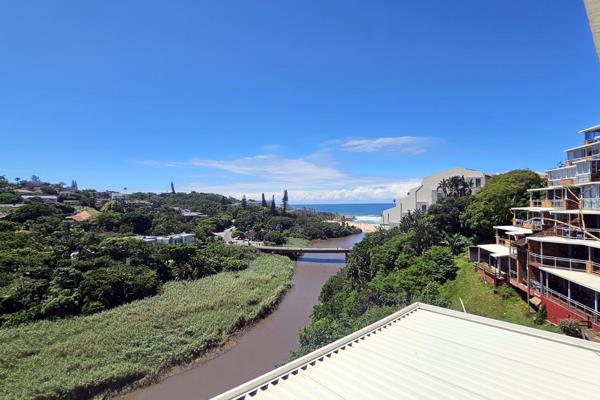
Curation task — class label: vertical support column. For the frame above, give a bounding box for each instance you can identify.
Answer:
[568,281,571,307]
[540,270,543,295]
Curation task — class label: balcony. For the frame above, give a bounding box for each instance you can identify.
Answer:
[555,226,600,241]
[528,253,588,272]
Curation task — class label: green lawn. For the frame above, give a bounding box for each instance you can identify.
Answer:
[0,254,294,400]
[285,237,310,247]
[441,257,560,333]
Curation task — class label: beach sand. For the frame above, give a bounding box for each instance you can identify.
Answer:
[326,220,380,233]
[347,221,380,233]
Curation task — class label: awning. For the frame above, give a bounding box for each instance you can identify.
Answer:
[540,267,600,293]
[477,244,510,258]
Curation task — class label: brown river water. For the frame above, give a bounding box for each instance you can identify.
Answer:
[119,233,364,400]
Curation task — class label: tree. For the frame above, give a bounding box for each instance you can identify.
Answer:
[428,196,471,235]
[0,175,7,188]
[461,170,543,241]
[241,195,247,208]
[282,190,289,213]
[437,175,472,197]
[270,195,277,215]
[31,175,41,184]
[171,181,176,194]
[261,193,267,207]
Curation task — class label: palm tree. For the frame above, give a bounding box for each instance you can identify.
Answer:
[442,233,473,255]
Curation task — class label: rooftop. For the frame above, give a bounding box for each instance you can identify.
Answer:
[213,303,600,400]
[528,235,600,250]
[477,243,510,257]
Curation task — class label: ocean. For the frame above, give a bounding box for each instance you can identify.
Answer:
[292,203,394,224]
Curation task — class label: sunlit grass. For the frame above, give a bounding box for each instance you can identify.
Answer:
[285,237,310,247]
[0,254,294,400]
[441,257,560,333]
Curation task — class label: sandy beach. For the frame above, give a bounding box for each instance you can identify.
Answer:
[347,221,380,233]
[326,220,380,233]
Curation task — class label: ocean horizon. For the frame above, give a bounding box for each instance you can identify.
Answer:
[292,203,393,224]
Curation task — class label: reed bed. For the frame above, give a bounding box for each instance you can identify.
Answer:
[0,254,294,400]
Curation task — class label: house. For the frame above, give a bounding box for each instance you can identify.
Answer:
[212,302,600,400]
[382,167,489,227]
[21,195,58,205]
[469,124,600,331]
[62,199,80,206]
[135,232,195,245]
[174,207,208,219]
[110,192,130,201]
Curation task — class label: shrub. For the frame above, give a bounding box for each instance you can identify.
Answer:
[534,304,547,325]
[559,318,582,338]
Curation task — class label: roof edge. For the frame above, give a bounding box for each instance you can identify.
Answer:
[210,302,422,400]
[211,302,600,400]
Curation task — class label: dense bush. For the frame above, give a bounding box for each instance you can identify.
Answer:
[461,170,543,241]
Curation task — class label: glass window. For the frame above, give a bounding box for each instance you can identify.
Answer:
[475,178,481,188]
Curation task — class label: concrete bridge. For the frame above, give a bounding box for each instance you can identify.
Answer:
[255,245,352,255]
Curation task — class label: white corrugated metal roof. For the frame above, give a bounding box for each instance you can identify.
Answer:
[212,303,600,400]
[528,235,600,250]
[493,225,533,235]
[550,209,600,215]
[477,244,510,257]
[540,267,600,293]
[511,206,555,212]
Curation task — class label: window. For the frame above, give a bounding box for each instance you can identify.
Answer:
[421,204,427,212]
[475,178,481,188]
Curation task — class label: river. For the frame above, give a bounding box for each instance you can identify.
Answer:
[119,233,364,400]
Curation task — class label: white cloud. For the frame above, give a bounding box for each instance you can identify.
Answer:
[180,179,420,204]
[340,136,434,154]
[137,153,422,203]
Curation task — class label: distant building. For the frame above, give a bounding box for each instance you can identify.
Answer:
[135,232,195,245]
[382,167,489,227]
[174,207,208,219]
[212,302,600,400]
[21,195,58,205]
[110,192,130,201]
[63,199,81,205]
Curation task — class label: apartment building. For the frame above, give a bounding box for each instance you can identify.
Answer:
[382,167,489,227]
[470,124,600,331]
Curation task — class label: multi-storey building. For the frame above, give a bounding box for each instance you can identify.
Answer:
[382,167,490,227]
[470,124,600,331]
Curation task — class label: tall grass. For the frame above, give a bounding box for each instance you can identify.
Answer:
[0,254,294,400]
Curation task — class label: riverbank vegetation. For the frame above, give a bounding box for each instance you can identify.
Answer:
[0,254,294,400]
[0,177,358,326]
[294,170,551,357]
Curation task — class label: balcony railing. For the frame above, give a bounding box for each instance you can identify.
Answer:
[545,287,599,323]
[555,226,600,241]
[514,218,542,230]
[528,253,587,271]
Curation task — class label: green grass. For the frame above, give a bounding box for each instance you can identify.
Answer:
[441,257,560,333]
[0,254,294,400]
[285,237,310,247]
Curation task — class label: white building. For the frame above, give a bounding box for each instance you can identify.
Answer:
[382,167,489,227]
[135,232,195,244]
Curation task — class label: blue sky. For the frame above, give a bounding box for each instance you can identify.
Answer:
[1,0,599,203]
